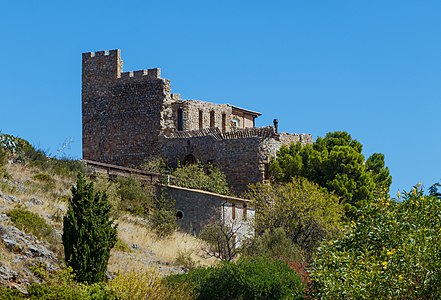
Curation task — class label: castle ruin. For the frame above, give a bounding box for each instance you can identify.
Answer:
[82,49,312,194]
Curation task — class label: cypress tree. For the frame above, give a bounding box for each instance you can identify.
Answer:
[62,174,118,283]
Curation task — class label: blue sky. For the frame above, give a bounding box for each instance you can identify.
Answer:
[1,1,440,195]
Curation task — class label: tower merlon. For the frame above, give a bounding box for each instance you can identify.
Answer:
[82,49,120,59]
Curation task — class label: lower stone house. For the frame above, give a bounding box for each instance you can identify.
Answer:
[164,185,254,246]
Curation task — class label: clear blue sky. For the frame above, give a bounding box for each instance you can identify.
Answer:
[1,1,440,195]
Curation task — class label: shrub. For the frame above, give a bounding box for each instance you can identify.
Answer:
[7,208,57,243]
[0,147,8,180]
[140,156,167,174]
[248,177,343,257]
[168,256,304,300]
[50,158,87,178]
[241,227,303,262]
[310,184,441,299]
[175,249,197,270]
[116,176,154,216]
[108,269,193,300]
[0,286,25,300]
[170,162,230,195]
[199,220,241,262]
[33,172,56,191]
[150,194,178,237]
[63,174,118,283]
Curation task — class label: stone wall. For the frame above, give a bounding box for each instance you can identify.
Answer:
[82,49,313,193]
[163,135,264,195]
[175,100,232,132]
[82,50,176,167]
[163,185,254,243]
[163,130,312,194]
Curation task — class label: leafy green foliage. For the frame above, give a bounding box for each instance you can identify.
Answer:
[116,176,154,216]
[7,208,57,243]
[62,174,118,283]
[168,256,304,300]
[241,227,303,262]
[429,181,441,199]
[150,194,178,237]
[140,156,168,174]
[248,177,343,257]
[270,131,392,213]
[170,162,230,195]
[109,269,193,300]
[0,147,8,180]
[310,184,441,299]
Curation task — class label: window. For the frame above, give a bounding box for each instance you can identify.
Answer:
[210,111,215,128]
[222,113,226,132]
[199,110,203,129]
[177,108,184,131]
[183,154,196,165]
[231,117,240,128]
[232,203,236,220]
[243,204,247,220]
[176,210,184,220]
[264,163,269,180]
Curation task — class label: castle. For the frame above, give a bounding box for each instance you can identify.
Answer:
[82,49,312,194]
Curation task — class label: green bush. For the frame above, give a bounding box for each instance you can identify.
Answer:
[109,269,193,300]
[0,147,8,180]
[63,174,118,284]
[33,172,56,191]
[0,286,25,300]
[50,158,87,178]
[248,177,343,257]
[168,256,304,300]
[242,227,303,262]
[150,194,178,237]
[7,208,57,243]
[310,184,441,299]
[170,162,230,195]
[116,176,154,216]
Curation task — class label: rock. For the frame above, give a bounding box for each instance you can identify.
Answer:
[0,213,9,221]
[28,198,44,206]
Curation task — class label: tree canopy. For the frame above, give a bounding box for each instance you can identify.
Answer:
[248,177,343,257]
[310,185,441,299]
[270,131,391,213]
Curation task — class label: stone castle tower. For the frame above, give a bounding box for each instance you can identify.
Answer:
[82,49,312,194]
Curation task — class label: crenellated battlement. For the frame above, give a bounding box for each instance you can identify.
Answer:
[119,68,161,80]
[83,49,120,59]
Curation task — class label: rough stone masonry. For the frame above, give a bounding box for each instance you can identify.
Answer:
[82,49,312,194]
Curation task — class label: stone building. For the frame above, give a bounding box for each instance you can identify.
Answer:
[82,49,312,194]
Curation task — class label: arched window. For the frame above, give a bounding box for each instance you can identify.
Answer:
[183,154,196,165]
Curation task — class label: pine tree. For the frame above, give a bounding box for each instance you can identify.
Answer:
[62,174,118,283]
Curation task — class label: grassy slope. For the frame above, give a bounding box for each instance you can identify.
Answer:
[0,161,214,285]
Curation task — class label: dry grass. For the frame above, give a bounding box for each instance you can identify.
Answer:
[1,162,215,277]
[108,214,216,274]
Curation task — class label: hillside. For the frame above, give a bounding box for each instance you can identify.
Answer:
[0,135,213,295]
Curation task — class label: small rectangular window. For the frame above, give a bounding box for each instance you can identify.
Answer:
[243,204,247,220]
[199,110,203,129]
[210,111,215,128]
[264,163,269,180]
[232,203,236,220]
[177,108,184,131]
[222,113,226,132]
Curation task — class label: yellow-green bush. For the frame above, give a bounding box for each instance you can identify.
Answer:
[109,269,193,300]
[7,208,57,243]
